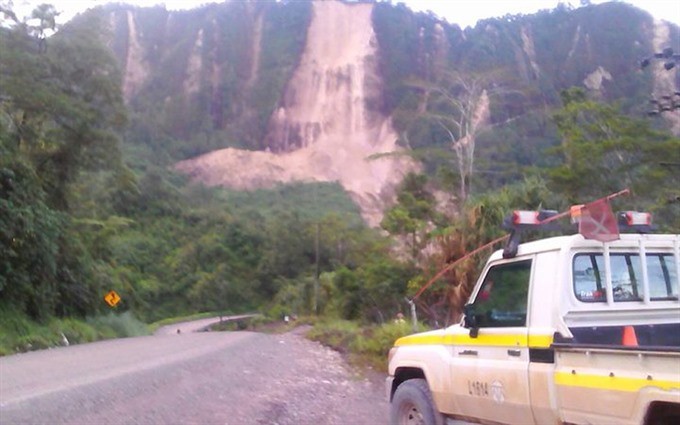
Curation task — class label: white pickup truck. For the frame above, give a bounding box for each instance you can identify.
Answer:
[387,210,680,425]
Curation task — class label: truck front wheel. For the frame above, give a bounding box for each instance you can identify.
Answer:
[390,378,444,425]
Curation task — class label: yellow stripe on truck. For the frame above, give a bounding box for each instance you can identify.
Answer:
[555,371,680,392]
[394,333,553,348]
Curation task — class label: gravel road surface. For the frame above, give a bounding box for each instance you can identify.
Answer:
[0,328,388,425]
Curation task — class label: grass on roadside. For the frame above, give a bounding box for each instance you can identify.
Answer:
[0,306,150,356]
[307,319,429,371]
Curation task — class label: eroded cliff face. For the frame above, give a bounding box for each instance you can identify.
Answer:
[121,11,148,100]
[652,20,680,134]
[96,0,677,226]
[520,25,541,80]
[175,1,416,226]
[265,1,382,152]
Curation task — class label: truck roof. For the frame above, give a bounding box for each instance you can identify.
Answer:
[488,233,680,261]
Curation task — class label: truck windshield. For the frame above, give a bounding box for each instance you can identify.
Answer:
[573,253,678,302]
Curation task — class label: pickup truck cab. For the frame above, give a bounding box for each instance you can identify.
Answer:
[387,211,680,425]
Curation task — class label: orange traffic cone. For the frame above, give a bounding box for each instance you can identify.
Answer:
[622,326,638,346]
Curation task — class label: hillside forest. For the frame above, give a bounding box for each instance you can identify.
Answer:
[1,0,679,354]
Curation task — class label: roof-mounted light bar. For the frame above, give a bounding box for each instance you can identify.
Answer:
[570,205,655,233]
[501,206,656,258]
[570,204,584,224]
[618,211,654,233]
[511,210,540,225]
[502,209,560,258]
[504,210,560,229]
[621,211,652,226]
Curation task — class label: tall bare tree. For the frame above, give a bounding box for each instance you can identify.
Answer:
[407,71,493,202]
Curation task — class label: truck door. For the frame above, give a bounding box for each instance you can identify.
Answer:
[450,259,535,424]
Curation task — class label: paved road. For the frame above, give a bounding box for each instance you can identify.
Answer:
[0,328,388,424]
[153,314,260,336]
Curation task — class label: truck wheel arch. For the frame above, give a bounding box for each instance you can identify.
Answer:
[645,402,680,425]
[390,367,426,401]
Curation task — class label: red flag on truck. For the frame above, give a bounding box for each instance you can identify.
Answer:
[579,198,620,242]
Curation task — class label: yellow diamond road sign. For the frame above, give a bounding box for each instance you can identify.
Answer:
[104,290,121,307]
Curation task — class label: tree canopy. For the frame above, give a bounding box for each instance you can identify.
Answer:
[548,88,679,227]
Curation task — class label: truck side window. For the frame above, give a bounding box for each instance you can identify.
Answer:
[647,254,678,300]
[473,260,531,328]
[573,253,678,302]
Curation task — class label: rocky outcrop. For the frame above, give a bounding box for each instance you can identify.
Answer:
[583,66,612,93]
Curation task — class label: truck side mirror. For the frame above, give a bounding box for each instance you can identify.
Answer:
[463,304,479,338]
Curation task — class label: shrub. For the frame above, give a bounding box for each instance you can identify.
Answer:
[352,321,428,358]
[307,319,361,353]
[87,311,150,339]
[49,318,98,344]
[0,307,149,356]
[0,306,56,354]
[308,319,430,371]
[15,334,56,352]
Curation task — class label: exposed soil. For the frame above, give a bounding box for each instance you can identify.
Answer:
[174,1,418,227]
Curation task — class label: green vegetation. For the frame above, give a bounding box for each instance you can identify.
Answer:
[1,1,678,359]
[308,319,429,371]
[549,88,680,222]
[0,5,410,350]
[371,1,662,196]
[1,9,126,322]
[381,173,441,261]
[0,305,149,355]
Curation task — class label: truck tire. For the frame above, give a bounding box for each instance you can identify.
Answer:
[390,378,444,425]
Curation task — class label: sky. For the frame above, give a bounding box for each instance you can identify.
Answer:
[10,0,680,29]
[406,0,679,27]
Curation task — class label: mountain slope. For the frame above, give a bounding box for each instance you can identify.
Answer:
[73,0,679,224]
[175,1,416,226]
